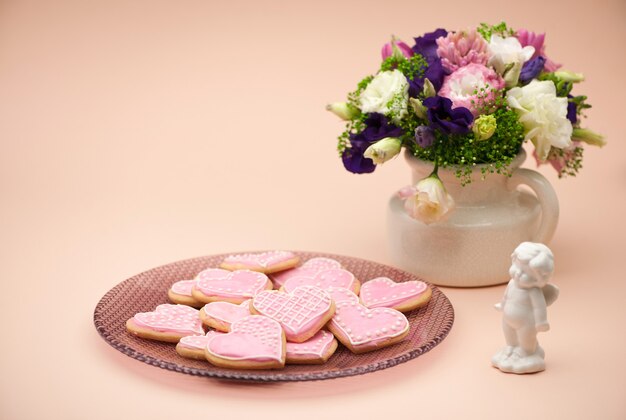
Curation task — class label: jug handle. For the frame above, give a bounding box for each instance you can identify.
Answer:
[507,168,559,243]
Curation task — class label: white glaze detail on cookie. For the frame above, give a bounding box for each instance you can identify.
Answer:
[195,268,269,299]
[202,300,251,325]
[283,269,357,294]
[326,287,360,304]
[133,304,204,335]
[330,301,409,346]
[222,251,296,269]
[178,330,223,350]
[252,286,332,339]
[286,330,335,357]
[271,257,342,287]
[206,315,284,362]
[360,277,429,308]
[170,280,195,296]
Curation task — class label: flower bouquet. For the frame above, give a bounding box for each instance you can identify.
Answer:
[328,22,605,224]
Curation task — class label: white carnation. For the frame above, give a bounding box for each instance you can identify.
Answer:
[506,80,573,160]
[359,69,409,122]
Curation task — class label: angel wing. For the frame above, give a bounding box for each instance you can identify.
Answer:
[542,284,560,306]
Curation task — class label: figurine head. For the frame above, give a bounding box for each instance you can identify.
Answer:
[510,242,554,288]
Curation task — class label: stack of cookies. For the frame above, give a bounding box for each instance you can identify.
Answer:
[126,251,432,370]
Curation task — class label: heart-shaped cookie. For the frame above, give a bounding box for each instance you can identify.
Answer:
[220,251,300,274]
[270,257,342,288]
[282,268,360,295]
[168,279,203,308]
[200,300,251,332]
[327,287,360,305]
[360,277,431,312]
[192,268,272,304]
[205,315,285,369]
[286,329,338,365]
[252,285,335,343]
[126,304,204,343]
[176,331,223,360]
[328,301,409,354]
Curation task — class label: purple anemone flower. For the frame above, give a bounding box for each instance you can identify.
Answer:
[412,29,448,63]
[414,126,435,148]
[423,96,474,135]
[342,113,404,174]
[520,56,546,85]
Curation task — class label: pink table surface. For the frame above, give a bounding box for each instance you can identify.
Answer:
[1,1,625,419]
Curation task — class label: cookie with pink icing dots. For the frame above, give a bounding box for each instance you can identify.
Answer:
[360,277,432,313]
[167,279,203,308]
[328,300,410,354]
[191,268,272,304]
[286,329,338,365]
[200,300,251,332]
[176,330,222,360]
[220,251,300,274]
[270,257,342,288]
[282,268,361,295]
[251,285,335,343]
[205,315,286,370]
[126,304,205,343]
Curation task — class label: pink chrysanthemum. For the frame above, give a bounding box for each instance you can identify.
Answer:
[436,29,489,73]
[516,29,561,72]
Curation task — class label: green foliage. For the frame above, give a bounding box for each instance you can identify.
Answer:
[569,95,591,122]
[477,22,515,41]
[410,108,525,185]
[380,54,427,81]
[337,75,374,155]
[547,146,584,178]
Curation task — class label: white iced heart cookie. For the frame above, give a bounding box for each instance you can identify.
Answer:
[360,277,432,312]
[191,268,272,304]
[220,251,300,274]
[126,304,204,343]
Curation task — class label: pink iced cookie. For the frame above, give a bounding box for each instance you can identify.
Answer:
[328,300,410,354]
[251,285,335,343]
[205,315,286,370]
[286,329,338,365]
[220,251,300,274]
[126,304,204,343]
[327,287,360,305]
[200,300,251,332]
[168,279,203,308]
[176,330,222,360]
[360,277,432,312]
[270,257,342,288]
[282,268,361,295]
[191,268,272,304]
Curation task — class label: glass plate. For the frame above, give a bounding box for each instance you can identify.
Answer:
[93,251,454,382]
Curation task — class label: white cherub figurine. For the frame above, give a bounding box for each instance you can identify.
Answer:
[492,242,559,374]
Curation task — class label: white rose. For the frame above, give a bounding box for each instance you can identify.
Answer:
[359,69,409,122]
[506,80,573,160]
[404,175,455,225]
[488,35,535,75]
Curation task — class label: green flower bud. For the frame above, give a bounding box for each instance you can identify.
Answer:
[326,102,360,120]
[503,61,522,88]
[472,114,497,141]
[422,78,436,98]
[363,137,402,164]
[553,71,585,83]
[409,97,428,119]
[572,128,606,147]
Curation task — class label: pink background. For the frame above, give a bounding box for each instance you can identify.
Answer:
[1,0,625,418]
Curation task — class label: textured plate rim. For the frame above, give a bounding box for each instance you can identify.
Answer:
[93,251,455,382]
